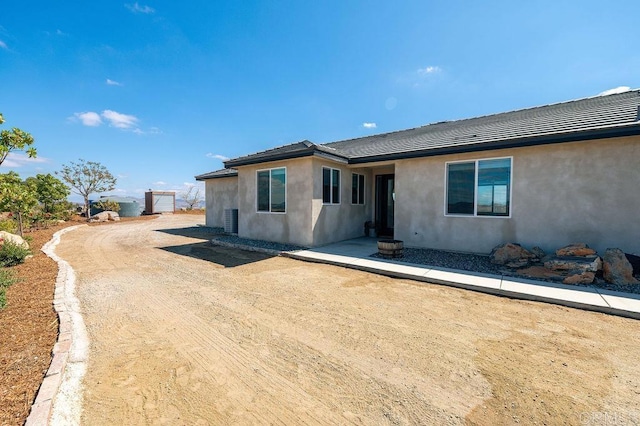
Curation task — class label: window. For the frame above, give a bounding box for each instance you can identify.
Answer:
[322,167,340,204]
[351,173,365,204]
[446,157,511,217]
[257,167,286,213]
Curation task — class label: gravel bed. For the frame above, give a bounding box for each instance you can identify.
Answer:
[371,247,640,295]
[371,248,503,275]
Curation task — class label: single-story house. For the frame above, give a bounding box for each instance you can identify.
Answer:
[196,89,640,255]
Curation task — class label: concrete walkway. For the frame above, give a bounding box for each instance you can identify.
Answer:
[285,237,640,320]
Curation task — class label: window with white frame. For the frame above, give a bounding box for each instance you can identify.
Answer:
[446,157,511,216]
[322,167,340,204]
[257,167,286,212]
[351,173,365,205]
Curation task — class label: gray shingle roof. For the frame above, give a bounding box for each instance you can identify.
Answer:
[195,168,238,180]
[224,140,346,168]
[201,89,640,173]
[326,89,640,162]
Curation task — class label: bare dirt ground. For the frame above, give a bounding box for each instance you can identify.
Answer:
[53,215,640,425]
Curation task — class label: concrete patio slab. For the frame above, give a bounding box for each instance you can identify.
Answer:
[424,268,503,291]
[597,289,640,316]
[500,277,610,308]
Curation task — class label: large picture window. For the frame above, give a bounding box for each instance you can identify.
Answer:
[446,157,511,217]
[351,173,365,204]
[257,167,286,213]
[322,167,340,204]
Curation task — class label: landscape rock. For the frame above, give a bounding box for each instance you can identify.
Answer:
[0,230,29,249]
[603,248,639,285]
[515,265,565,282]
[556,243,596,257]
[625,253,640,276]
[544,256,602,273]
[563,271,596,285]
[90,211,120,222]
[530,246,546,260]
[490,243,536,268]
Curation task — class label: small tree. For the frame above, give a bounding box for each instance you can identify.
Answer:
[57,160,116,221]
[93,199,120,213]
[181,186,203,210]
[0,172,38,236]
[0,113,37,166]
[26,173,71,215]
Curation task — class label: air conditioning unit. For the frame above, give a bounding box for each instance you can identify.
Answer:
[224,209,238,234]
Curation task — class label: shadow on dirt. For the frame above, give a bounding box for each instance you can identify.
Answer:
[159,242,273,268]
[156,227,223,240]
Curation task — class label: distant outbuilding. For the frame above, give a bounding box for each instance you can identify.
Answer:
[145,191,175,214]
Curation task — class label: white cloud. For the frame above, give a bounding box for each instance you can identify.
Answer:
[396,65,444,89]
[71,109,155,133]
[417,66,441,75]
[598,86,631,96]
[101,109,139,129]
[74,111,103,126]
[0,152,49,168]
[362,122,377,129]
[206,153,230,161]
[125,2,155,14]
[154,181,166,185]
[0,40,7,50]
[106,78,123,86]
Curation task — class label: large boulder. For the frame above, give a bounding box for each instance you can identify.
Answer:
[556,243,596,257]
[0,231,29,249]
[625,253,640,276]
[563,271,596,285]
[544,256,602,273]
[490,243,536,268]
[603,248,639,285]
[90,211,120,223]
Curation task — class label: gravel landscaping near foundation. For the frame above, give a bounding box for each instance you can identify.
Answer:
[371,247,640,295]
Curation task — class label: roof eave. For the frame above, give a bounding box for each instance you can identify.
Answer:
[224,148,348,168]
[194,170,239,181]
[348,124,640,164]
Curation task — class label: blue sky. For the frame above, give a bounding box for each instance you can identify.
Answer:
[1,1,639,200]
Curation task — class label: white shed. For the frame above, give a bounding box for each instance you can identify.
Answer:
[145,191,175,214]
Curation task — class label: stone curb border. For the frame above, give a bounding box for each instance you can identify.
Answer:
[26,225,88,426]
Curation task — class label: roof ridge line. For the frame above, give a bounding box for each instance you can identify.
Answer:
[324,88,640,147]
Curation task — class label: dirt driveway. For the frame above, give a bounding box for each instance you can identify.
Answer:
[54,215,640,425]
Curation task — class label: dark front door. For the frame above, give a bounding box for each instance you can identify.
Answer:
[376,174,395,237]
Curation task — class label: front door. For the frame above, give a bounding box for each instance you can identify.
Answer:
[376,174,395,237]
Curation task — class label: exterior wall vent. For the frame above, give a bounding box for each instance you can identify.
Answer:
[224,209,239,234]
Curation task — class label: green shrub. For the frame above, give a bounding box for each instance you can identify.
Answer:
[0,268,18,309]
[0,239,31,267]
[0,218,18,233]
[93,200,120,213]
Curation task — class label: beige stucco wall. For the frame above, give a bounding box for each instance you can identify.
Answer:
[204,177,238,228]
[237,158,314,246]
[235,157,374,247]
[310,159,373,246]
[394,136,640,255]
